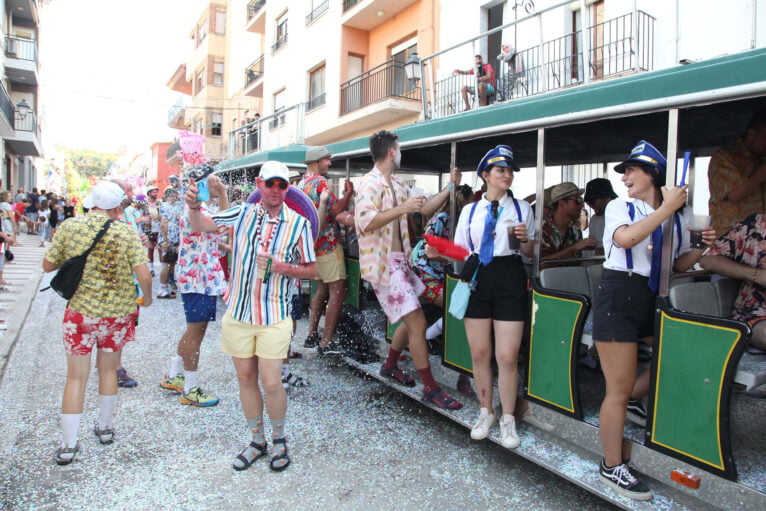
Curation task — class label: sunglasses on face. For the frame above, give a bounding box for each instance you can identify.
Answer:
[566,196,584,205]
[263,179,288,190]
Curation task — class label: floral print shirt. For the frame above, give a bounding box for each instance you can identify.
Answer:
[355,166,413,286]
[176,204,227,296]
[707,138,765,235]
[704,213,766,323]
[412,212,450,282]
[160,201,183,244]
[298,173,339,256]
[541,211,583,258]
[45,212,147,317]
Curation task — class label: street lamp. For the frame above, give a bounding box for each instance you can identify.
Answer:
[16,99,30,120]
[404,52,421,85]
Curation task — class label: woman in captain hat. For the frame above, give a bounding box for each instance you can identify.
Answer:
[592,140,715,501]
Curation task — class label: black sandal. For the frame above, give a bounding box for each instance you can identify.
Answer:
[233,441,268,471]
[269,438,290,472]
[54,443,80,466]
[422,387,463,410]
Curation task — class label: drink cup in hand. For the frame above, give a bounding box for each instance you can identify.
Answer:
[690,214,711,249]
[506,221,520,250]
[410,187,424,199]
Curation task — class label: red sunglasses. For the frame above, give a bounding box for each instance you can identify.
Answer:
[262,178,288,190]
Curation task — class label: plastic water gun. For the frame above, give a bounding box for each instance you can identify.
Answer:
[424,234,470,260]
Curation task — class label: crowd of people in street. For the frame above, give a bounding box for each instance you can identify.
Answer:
[1,107,760,503]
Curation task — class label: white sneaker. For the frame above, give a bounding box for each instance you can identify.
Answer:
[470,407,495,440]
[500,414,520,448]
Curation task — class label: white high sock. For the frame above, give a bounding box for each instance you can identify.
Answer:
[426,318,443,340]
[169,355,184,377]
[61,413,81,448]
[184,371,198,393]
[98,395,118,430]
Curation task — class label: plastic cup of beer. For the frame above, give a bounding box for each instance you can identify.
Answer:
[506,221,521,250]
[410,187,424,199]
[690,215,711,249]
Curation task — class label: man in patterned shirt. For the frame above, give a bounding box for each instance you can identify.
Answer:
[540,182,597,264]
[701,213,766,352]
[355,130,463,410]
[43,182,153,465]
[158,187,183,298]
[708,109,766,235]
[185,161,316,472]
[298,146,355,354]
[160,175,229,407]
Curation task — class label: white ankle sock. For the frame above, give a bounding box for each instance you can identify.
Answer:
[184,371,198,393]
[98,395,117,430]
[160,283,169,293]
[426,318,443,340]
[61,413,81,448]
[169,355,183,377]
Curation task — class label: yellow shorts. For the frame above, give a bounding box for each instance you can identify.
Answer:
[221,312,292,359]
[316,246,346,283]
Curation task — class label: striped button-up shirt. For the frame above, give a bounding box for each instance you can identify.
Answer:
[212,203,315,326]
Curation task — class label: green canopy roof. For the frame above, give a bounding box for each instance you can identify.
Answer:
[215,144,310,173]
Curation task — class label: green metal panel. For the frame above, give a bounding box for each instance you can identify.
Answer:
[525,288,585,419]
[309,279,317,301]
[647,298,748,480]
[344,257,361,308]
[442,274,473,375]
[326,48,766,159]
[386,320,402,343]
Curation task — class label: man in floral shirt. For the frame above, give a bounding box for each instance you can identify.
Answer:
[160,176,229,407]
[297,146,355,354]
[541,182,597,265]
[701,212,766,352]
[158,187,183,298]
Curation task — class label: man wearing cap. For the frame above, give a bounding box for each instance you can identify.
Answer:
[541,182,598,262]
[43,182,153,465]
[708,108,766,235]
[584,177,619,252]
[356,130,463,410]
[298,146,355,354]
[185,160,316,472]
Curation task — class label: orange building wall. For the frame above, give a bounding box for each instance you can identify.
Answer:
[340,26,370,83]
[151,142,178,192]
[368,1,438,66]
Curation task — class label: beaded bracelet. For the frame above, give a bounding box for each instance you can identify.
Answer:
[753,268,760,283]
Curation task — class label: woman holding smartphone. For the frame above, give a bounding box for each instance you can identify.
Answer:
[593,141,715,500]
[453,145,535,449]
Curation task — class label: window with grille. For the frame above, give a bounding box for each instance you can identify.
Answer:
[213,61,224,86]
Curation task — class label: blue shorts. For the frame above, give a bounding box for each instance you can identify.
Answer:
[181,293,218,323]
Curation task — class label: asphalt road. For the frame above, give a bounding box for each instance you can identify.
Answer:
[0,268,616,510]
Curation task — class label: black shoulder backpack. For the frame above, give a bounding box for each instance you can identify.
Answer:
[48,220,112,300]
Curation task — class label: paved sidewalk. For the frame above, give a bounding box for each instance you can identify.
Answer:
[0,232,48,381]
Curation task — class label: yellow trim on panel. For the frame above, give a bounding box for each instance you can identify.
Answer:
[527,290,582,414]
[651,311,741,470]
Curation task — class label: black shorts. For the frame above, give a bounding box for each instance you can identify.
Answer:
[592,268,656,342]
[464,255,528,321]
[163,243,179,263]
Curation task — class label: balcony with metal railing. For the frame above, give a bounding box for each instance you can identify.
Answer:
[244,55,265,96]
[0,82,14,137]
[340,59,422,115]
[4,36,39,85]
[272,34,288,55]
[6,109,42,156]
[246,0,266,34]
[306,0,328,25]
[426,8,655,120]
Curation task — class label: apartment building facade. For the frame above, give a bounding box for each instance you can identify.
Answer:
[1,0,42,192]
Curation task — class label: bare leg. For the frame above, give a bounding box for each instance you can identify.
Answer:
[493,320,524,416]
[259,358,287,421]
[400,308,429,370]
[750,321,766,351]
[596,340,638,467]
[464,317,494,408]
[178,322,209,371]
[478,82,488,106]
[95,350,120,396]
[62,354,92,414]
[319,279,346,347]
[232,356,263,419]
[461,86,474,111]
[308,282,329,336]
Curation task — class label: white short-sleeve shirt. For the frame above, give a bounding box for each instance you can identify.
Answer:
[454,193,535,257]
[603,199,692,276]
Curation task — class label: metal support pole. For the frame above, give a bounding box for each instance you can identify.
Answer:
[632,0,639,73]
[659,108,680,297]
[419,60,428,120]
[533,128,545,278]
[580,0,591,84]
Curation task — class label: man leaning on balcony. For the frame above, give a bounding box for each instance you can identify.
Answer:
[453,55,496,111]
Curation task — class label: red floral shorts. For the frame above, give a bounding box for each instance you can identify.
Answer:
[62,308,136,356]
